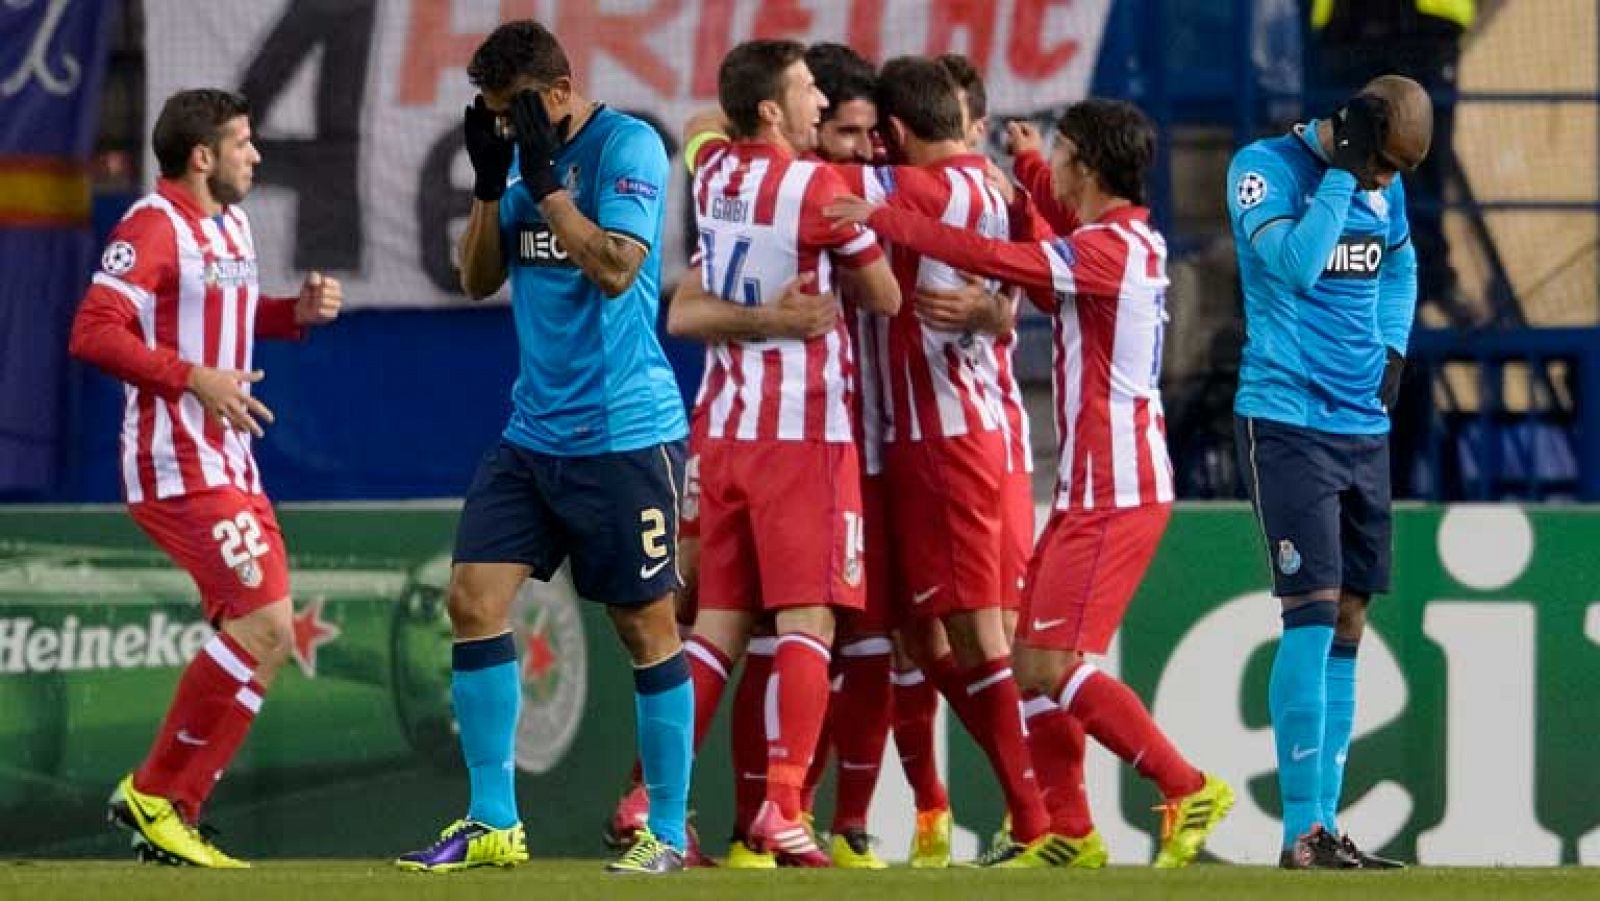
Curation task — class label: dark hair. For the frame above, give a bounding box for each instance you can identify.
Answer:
[467,20,571,92]
[936,53,986,121]
[1056,99,1155,205]
[152,89,251,179]
[874,56,964,143]
[805,42,875,122]
[719,39,808,139]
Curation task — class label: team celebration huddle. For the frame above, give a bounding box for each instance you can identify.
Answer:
[76,13,1427,877]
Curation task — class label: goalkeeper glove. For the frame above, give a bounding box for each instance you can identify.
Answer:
[1331,94,1388,181]
[463,96,515,202]
[1379,347,1405,414]
[509,90,570,203]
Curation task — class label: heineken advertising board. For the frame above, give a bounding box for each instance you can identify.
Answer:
[0,503,1595,865]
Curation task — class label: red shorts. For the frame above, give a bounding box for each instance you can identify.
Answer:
[129,489,291,623]
[842,472,894,635]
[698,439,865,614]
[884,432,1006,621]
[1017,502,1170,654]
[1000,467,1035,611]
[680,432,705,541]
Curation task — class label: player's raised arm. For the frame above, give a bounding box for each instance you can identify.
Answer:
[1228,98,1388,294]
[667,265,838,342]
[1376,174,1418,411]
[458,96,513,299]
[510,93,660,298]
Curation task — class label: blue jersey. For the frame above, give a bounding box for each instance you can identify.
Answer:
[498,105,687,455]
[1227,122,1418,436]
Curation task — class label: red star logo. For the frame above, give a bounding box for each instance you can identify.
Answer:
[290,597,340,678]
[523,628,558,683]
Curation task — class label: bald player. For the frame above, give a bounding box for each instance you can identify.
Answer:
[1226,74,1430,869]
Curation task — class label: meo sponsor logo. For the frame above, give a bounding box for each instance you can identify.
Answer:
[518,227,573,267]
[1323,236,1383,279]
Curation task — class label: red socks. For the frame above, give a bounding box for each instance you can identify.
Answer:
[730,638,774,836]
[954,656,1049,842]
[891,667,949,813]
[686,636,732,750]
[1022,695,1094,837]
[1057,662,1203,799]
[135,633,263,821]
[765,632,832,819]
[829,638,894,832]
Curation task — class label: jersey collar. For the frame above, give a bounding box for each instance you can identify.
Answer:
[1294,121,1331,165]
[157,178,222,221]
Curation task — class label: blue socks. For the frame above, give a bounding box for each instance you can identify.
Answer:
[634,650,694,851]
[1321,639,1359,835]
[1269,603,1335,849]
[453,633,521,830]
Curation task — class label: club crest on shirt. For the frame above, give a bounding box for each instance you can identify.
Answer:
[235,558,263,588]
[1236,171,1268,209]
[1277,539,1302,576]
[564,163,580,194]
[101,241,136,276]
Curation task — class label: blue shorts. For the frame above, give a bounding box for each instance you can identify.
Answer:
[454,438,686,606]
[1235,416,1391,598]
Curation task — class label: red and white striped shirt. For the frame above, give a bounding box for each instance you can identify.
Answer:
[69,180,302,503]
[839,157,1011,445]
[989,298,1034,476]
[690,139,882,442]
[866,203,1174,510]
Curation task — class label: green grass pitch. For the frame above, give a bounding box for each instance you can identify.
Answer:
[3,860,1597,901]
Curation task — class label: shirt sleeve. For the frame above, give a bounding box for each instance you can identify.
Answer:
[1378,176,1418,353]
[1013,149,1079,234]
[596,122,670,253]
[685,132,729,176]
[254,295,305,340]
[68,208,192,400]
[801,165,883,269]
[1229,145,1357,293]
[864,205,1137,311]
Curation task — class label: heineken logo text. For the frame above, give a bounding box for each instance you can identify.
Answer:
[0,614,210,673]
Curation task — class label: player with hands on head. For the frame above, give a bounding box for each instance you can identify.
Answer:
[397,19,694,876]
[1225,75,1429,869]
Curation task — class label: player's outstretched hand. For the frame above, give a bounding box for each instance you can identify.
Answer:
[823,194,877,228]
[1331,94,1388,182]
[915,274,999,333]
[295,271,342,326]
[463,95,514,202]
[765,273,837,340]
[1005,120,1043,158]
[509,90,569,202]
[187,367,274,437]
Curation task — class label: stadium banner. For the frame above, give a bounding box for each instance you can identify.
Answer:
[0,502,1595,865]
[140,0,1112,309]
[0,0,116,494]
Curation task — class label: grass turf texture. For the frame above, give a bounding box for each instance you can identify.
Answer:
[2,860,1597,901]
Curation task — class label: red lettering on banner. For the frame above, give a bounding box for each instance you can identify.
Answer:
[926,0,997,71]
[398,0,496,105]
[692,0,736,99]
[846,0,884,64]
[1009,0,1078,79]
[752,0,813,39]
[557,0,682,95]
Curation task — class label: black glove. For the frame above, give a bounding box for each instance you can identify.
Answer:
[509,90,570,202]
[1379,347,1405,413]
[463,96,514,202]
[1331,94,1388,179]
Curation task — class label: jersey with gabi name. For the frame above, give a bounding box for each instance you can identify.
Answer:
[1227,122,1416,436]
[688,138,881,442]
[499,105,687,455]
